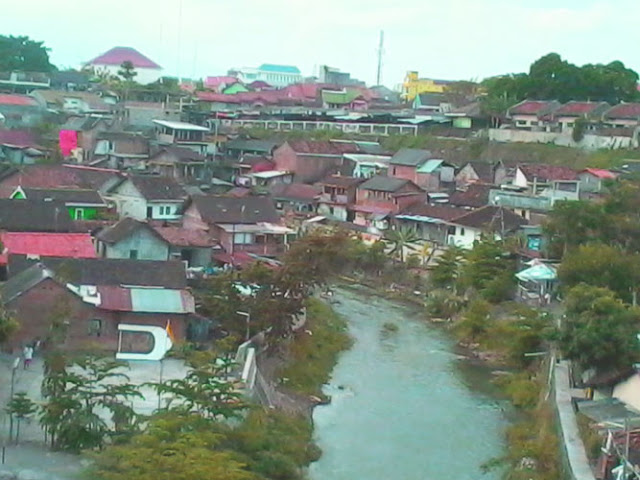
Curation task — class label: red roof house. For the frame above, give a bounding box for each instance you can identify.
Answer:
[603,103,640,127]
[507,100,561,128]
[85,47,162,84]
[0,232,97,265]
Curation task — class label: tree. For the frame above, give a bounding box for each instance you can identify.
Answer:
[117,61,137,82]
[0,304,18,344]
[572,116,587,142]
[5,392,37,444]
[443,80,478,107]
[384,226,421,262]
[558,284,640,371]
[430,246,464,290]
[459,238,516,303]
[456,299,491,342]
[543,200,607,257]
[0,35,55,72]
[88,412,254,480]
[558,243,640,303]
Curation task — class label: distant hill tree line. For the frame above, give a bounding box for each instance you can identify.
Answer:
[480,53,640,118]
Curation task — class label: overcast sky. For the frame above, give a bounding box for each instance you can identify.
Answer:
[3,0,637,87]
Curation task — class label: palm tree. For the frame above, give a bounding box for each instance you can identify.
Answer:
[384,226,421,262]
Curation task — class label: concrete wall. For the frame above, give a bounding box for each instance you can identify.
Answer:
[490,128,637,150]
[447,225,480,249]
[102,227,169,261]
[317,203,348,222]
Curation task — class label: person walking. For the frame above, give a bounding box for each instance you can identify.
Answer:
[23,345,33,369]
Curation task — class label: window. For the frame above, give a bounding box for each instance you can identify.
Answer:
[129,249,138,259]
[88,318,102,337]
[146,206,153,218]
[459,227,465,236]
[276,201,284,210]
[234,232,253,244]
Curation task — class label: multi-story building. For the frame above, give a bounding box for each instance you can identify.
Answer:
[232,64,302,88]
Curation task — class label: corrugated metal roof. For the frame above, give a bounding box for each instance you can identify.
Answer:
[416,159,444,173]
[97,286,194,313]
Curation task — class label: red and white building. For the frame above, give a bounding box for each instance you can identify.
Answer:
[85,47,163,84]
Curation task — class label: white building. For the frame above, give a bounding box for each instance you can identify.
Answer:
[233,64,302,87]
[85,47,163,85]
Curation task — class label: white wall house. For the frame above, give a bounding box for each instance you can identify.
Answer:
[107,176,185,221]
[85,47,163,85]
[234,64,302,87]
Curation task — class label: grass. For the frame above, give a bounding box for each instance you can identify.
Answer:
[278,298,352,398]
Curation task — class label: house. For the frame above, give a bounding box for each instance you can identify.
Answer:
[95,217,215,267]
[153,119,212,156]
[122,100,181,129]
[445,101,485,129]
[94,131,150,169]
[514,164,579,198]
[10,186,108,220]
[234,64,303,87]
[0,232,96,273]
[30,90,111,115]
[106,175,187,221]
[225,139,281,158]
[412,93,451,113]
[355,175,425,218]
[0,94,46,128]
[602,103,640,129]
[230,155,275,181]
[578,168,618,194]
[247,170,294,188]
[551,101,610,132]
[204,76,239,92]
[507,100,561,130]
[272,140,359,183]
[317,175,364,222]
[488,188,552,223]
[401,71,454,101]
[50,70,91,91]
[59,116,110,161]
[394,203,468,246]
[147,146,206,182]
[0,164,122,198]
[455,161,506,187]
[446,206,528,249]
[183,195,293,257]
[387,149,455,190]
[321,89,368,110]
[0,71,50,93]
[0,129,45,165]
[270,183,320,215]
[0,199,72,232]
[1,258,196,352]
[448,183,492,209]
[85,46,163,84]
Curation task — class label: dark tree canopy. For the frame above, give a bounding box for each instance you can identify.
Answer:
[0,35,55,72]
[482,52,639,110]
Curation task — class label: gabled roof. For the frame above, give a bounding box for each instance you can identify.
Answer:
[450,206,527,231]
[0,199,72,232]
[359,175,414,193]
[508,100,561,117]
[270,183,321,201]
[416,159,448,174]
[459,161,495,183]
[204,76,238,89]
[20,187,105,206]
[603,103,640,120]
[518,164,577,182]
[96,217,162,245]
[190,195,281,224]
[553,101,610,118]
[1,263,54,303]
[87,46,162,69]
[150,145,205,163]
[448,183,492,208]
[580,168,618,180]
[8,256,187,289]
[153,226,216,248]
[258,64,300,74]
[0,232,97,262]
[116,175,187,201]
[389,148,433,167]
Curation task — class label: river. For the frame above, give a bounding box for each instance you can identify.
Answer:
[309,287,508,480]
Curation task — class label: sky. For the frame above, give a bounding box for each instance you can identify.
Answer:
[3,0,639,88]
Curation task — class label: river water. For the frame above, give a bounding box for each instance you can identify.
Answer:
[309,288,508,480]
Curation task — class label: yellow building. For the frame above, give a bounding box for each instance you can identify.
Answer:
[401,71,453,101]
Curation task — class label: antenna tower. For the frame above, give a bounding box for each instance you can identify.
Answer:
[376,30,384,86]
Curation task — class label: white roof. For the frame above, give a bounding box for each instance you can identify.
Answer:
[152,119,209,131]
[250,170,292,179]
[217,223,294,234]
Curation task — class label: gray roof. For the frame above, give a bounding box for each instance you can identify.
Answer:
[22,187,105,206]
[115,175,187,201]
[61,116,107,131]
[225,139,281,154]
[96,217,164,245]
[359,175,412,193]
[389,148,433,167]
[1,263,53,303]
[0,199,72,232]
[191,195,281,224]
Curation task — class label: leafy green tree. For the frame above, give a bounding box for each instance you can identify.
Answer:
[88,412,254,480]
[558,243,640,303]
[456,299,491,342]
[117,61,137,82]
[0,35,55,72]
[544,200,607,257]
[5,392,37,444]
[0,304,18,344]
[384,226,421,262]
[430,246,464,290]
[559,284,640,370]
[572,117,587,142]
[460,238,516,302]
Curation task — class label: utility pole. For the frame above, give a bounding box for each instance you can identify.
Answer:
[376,30,384,86]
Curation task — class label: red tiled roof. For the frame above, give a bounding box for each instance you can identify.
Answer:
[153,226,216,247]
[581,168,618,180]
[604,103,640,120]
[248,80,272,89]
[553,101,609,116]
[87,46,161,69]
[204,76,238,89]
[518,164,577,181]
[398,203,467,221]
[0,232,96,265]
[0,94,39,107]
[509,100,558,115]
[0,130,37,148]
[448,184,492,208]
